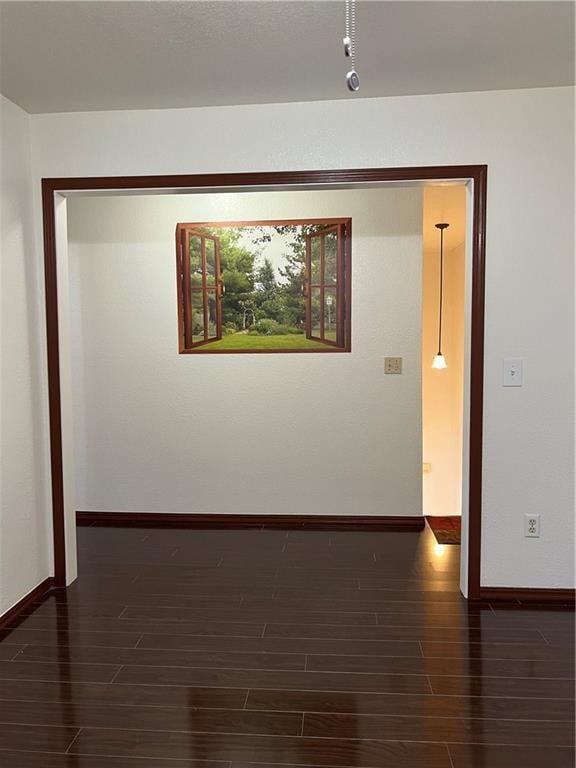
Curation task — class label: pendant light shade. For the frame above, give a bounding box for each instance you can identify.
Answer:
[433,222,449,370]
[432,353,448,369]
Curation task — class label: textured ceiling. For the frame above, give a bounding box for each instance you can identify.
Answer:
[0,1,573,114]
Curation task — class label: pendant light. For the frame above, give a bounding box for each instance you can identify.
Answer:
[432,222,449,369]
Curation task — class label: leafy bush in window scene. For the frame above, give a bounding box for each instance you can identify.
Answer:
[192,316,204,336]
[250,319,303,336]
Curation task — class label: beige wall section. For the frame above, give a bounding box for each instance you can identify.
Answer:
[67,187,423,519]
[422,186,466,517]
[0,96,52,614]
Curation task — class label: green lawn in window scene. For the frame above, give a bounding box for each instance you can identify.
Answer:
[199,333,333,350]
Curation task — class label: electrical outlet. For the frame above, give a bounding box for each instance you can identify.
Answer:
[524,514,540,538]
[423,462,432,474]
[384,357,403,374]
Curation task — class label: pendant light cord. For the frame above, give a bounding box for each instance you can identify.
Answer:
[438,225,444,355]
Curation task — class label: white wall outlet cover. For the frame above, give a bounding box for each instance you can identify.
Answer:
[524,514,540,537]
[503,358,523,387]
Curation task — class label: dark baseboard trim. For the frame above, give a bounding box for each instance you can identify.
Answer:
[0,577,55,630]
[76,511,425,532]
[479,587,575,604]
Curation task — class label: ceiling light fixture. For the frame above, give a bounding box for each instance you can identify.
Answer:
[344,0,360,91]
[432,222,449,370]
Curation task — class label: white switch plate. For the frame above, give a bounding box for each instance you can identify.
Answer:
[524,514,540,537]
[384,357,403,374]
[503,358,523,387]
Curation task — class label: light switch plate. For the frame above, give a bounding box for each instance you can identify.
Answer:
[503,359,523,387]
[385,357,403,374]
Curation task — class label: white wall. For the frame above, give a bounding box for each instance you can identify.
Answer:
[0,96,52,614]
[422,186,466,518]
[68,189,423,517]
[29,85,575,589]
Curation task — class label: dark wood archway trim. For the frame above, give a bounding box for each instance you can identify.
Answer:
[76,511,427,531]
[41,164,487,598]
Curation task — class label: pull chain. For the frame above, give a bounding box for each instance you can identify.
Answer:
[343,0,360,91]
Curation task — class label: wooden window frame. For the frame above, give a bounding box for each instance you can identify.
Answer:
[176,217,352,354]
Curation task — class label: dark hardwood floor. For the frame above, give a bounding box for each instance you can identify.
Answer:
[0,523,574,767]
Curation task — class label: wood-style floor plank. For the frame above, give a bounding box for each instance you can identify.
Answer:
[121,604,380,625]
[263,621,548,644]
[0,628,143,648]
[0,659,120,683]
[68,729,453,766]
[0,751,228,767]
[0,698,302,736]
[448,744,575,768]
[306,653,573,678]
[115,664,432,693]
[137,633,424,657]
[246,688,575,721]
[13,644,307,671]
[0,644,25,660]
[421,639,575,661]
[302,711,574,746]
[0,679,247,708]
[3,614,265,637]
[429,674,575,699]
[0,723,79,753]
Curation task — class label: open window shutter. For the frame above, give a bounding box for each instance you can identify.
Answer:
[215,236,223,338]
[305,224,345,345]
[335,222,346,348]
[179,227,192,349]
[179,227,223,348]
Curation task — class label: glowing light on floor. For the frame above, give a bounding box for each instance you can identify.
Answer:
[434,542,447,558]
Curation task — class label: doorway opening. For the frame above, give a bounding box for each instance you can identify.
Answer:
[42,166,486,598]
[422,187,467,548]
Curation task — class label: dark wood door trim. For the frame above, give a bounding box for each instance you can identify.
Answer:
[479,587,575,604]
[0,577,55,630]
[42,184,67,588]
[41,165,487,598]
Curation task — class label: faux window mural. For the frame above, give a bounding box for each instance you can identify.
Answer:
[176,218,351,353]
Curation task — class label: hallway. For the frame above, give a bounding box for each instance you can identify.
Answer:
[0,523,574,766]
